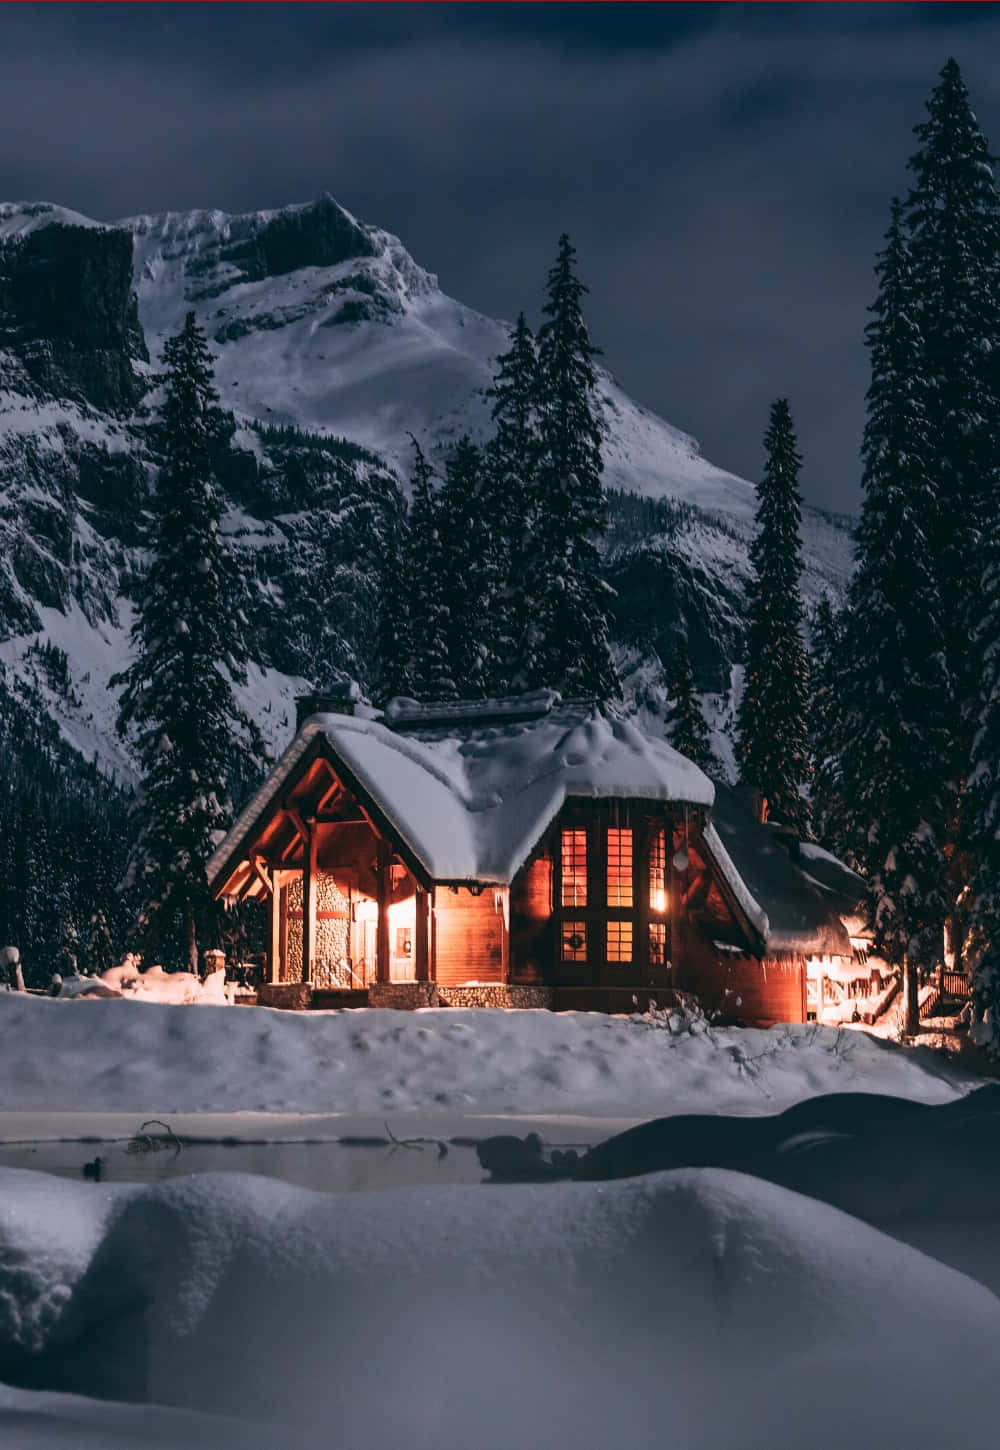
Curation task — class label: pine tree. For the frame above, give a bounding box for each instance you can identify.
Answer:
[664,644,715,773]
[482,314,540,695]
[905,58,1000,766]
[737,400,810,832]
[965,536,1000,1055]
[115,312,263,972]
[437,436,499,697]
[807,596,849,849]
[522,235,618,700]
[375,511,415,703]
[841,201,952,1035]
[405,437,455,700]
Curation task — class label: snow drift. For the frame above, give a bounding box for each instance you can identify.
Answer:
[0,1163,998,1450]
[0,994,976,1117]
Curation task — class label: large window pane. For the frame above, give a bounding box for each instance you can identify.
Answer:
[561,830,588,907]
[649,828,667,913]
[607,828,633,907]
[607,920,633,963]
[649,922,668,967]
[561,921,588,962]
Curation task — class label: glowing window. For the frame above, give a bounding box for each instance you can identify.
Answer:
[649,829,667,914]
[561,921,588,962]
[606,920,633,963]
[561,830,588,907]
[649,922,668,967]
[607,829,633,907]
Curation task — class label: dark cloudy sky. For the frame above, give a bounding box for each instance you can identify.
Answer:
[1,3,998,512]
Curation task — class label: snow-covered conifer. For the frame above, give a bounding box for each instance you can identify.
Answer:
[482,313,539,694]
[664,645,715,773]
[905,58,1000,755]
[842,201,952,1034]
[807,596,849,849]
[375,511,415,703]
[405,437,456,701]
[523,235,617,700]
[116,312,263,972]
[437,436,500,697]
[737,399,810,832]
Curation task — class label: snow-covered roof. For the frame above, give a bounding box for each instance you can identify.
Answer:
[707,783,864,956]
[209,694,714,888]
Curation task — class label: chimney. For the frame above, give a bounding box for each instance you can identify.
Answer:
[295,680,360,729]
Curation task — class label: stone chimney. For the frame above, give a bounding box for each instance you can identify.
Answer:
[295,680,360,729]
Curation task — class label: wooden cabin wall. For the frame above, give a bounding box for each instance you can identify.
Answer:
[433,887,508,986]
[509,855,554,984]
[674,921,805,1026]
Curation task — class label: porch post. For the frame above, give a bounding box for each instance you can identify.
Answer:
[269,877,282,983]
[414,888,430,982]
[376,839,392,984]
[302,820,317,984]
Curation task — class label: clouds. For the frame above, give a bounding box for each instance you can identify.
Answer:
[0,4,999,510]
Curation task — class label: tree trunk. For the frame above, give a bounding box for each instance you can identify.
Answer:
[904,953,920,1037]
[185,901,199,977]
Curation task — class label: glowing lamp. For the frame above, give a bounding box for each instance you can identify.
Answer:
[672,845,689,872]
[650,888,668,913]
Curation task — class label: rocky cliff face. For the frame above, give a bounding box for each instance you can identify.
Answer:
[0,193,854,784]
[0,214,147,411]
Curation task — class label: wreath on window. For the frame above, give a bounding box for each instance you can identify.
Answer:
[565,932,585,951]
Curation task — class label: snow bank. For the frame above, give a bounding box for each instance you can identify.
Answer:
[0,1164,997,1450]
[54,968,228,1005]
[0,994,976,1116]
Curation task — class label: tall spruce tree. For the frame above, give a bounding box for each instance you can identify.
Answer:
[374,511,414,703]
[964,538,1000,1056]
[807,596,849,850]
[523,235,618,700]
[482,313,539,694]
[737,400,810,831]
[843,201,952,1035]
[405,437,455,700]
[905,59,1000,775]
[664,644,715,773]
[116,312,263,972]
[437,436,499,697]
[891,59,1000,1018]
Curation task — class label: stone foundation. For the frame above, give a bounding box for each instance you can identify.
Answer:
[368,982,440,1010]
[258,982,313,1011]
[437,984,554,1010]
[256,980,555,1012]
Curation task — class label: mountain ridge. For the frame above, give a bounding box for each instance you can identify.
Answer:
[0,192,855,786]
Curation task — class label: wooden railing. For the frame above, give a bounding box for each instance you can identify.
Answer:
[940,970,970,999]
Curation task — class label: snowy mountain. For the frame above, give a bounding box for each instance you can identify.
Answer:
[0,194,855,784]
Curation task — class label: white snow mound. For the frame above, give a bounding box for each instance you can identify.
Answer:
[0,993,977,1116]
[0,1164,997,1450]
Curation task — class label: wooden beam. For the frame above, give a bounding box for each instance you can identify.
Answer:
[250,857,272,897]
[316,777,345,814]
[269,881,282,984]
[376,839,392,984]
[302,819,317,984]
[414,888,430,983]
[285,804,310,848]
[314,813,367,826]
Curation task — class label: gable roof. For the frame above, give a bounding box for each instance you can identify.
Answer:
[208,693,715,889]
[706,782,865,956]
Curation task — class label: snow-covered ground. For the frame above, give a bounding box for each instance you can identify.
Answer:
[0,998,992,1448]
[0,994,976,1117]
[1,1158,998,1450]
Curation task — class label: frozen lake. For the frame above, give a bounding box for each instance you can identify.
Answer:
[0,1133,492,1193]
[0,1113,612,1194]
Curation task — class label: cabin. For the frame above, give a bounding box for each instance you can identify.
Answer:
[208,688,866,1022]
